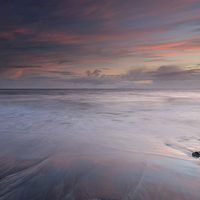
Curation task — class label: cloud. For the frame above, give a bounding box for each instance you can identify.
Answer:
[64,74,121,86]
[126,67,147,79]
[120,67,149,81]
[66,65,200,86]
[2,65,200,88]
[137,36,200,53]
[101,68,110,70]
[1,0,200,88]
[58,60,73,65]
[12,70,23,78]
[0,65,43,75]
[156,65,181,74]
[49,71,74,75]
[141,58,169,63]
[9,65,43,68]
[152,65,200,81]
[86,69,101,76]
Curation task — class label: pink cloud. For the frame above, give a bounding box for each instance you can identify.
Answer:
[136,36,200,55]
[0,28,34,40]
[29,24,179,45]
[137,41,187,51]
[11,70,23,78]
[0,32,14,40]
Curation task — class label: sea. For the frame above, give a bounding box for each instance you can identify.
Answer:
[0,89,200,200]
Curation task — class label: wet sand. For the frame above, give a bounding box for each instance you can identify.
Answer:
[1,89,200,199]
[1,152,200,200]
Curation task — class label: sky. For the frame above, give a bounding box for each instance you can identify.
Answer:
[1,0,200,89]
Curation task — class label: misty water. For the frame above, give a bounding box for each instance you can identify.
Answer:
[0,89,200,200]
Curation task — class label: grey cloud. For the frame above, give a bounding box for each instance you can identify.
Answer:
[127,67,147,79]
[70,65,200,86]
[65,74,121,86]
[2,65,200,88]
[9,65,43,68]
[120,67,148,81]
[152,65,200,81]
[0,65,43,75]
[58,60,73,65]
[86,70,91,76]
[49,71,74,75]
[101,68,110,70]
[156,65,181,74]
[93,69,101,76]
[86,69,101,77]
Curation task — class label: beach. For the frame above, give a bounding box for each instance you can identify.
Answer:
[0,89,200,199]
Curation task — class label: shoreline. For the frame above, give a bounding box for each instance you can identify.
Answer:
[1,152,200,200]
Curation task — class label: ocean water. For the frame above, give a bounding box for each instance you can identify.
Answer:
[0,89,200,200]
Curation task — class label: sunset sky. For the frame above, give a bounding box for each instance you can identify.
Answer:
[1,0,200,88]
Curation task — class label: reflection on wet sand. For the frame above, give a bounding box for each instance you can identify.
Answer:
[1,153,200,200]
[1,89,200,199]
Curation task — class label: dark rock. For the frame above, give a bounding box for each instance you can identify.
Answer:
[192,152,200,157]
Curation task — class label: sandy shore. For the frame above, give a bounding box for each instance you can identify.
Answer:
[1,89,200,199]
[0,152,200,200]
